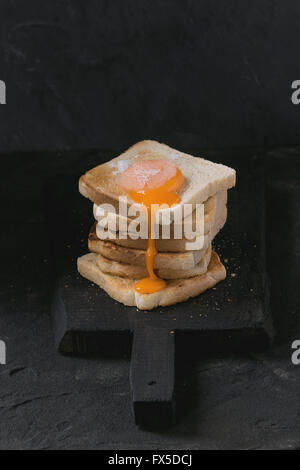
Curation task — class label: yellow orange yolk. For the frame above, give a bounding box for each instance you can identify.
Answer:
[118,160,184,295]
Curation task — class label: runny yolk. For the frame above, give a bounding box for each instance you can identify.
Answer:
[118,160,184,295]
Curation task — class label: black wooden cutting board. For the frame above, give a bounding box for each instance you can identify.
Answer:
[46,156,273,427]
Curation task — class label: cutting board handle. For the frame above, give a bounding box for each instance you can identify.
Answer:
[129,326,175,427]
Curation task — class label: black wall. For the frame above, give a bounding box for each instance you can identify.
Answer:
[1,0,300,152]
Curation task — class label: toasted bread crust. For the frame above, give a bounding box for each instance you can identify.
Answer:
[79,141,236,221]
[88,238,209,270]
[96,245,212,280]
[77,250,226,310]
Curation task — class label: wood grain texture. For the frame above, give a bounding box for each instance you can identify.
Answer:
[130,327,175,427]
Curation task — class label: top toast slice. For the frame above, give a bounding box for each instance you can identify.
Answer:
[79,140,236,220]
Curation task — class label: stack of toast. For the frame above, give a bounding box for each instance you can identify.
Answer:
[78,141,236,310]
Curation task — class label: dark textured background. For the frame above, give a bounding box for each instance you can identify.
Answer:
[1,0,300,152]
[1,1,300,450]
[1,147,300,449]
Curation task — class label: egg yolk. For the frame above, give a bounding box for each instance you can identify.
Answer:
[118,160,184,295]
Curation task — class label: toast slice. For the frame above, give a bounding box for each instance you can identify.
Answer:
[96,245,212,280]
[88,239,210,270]
[77,251,226,310]
[79,140,236,222]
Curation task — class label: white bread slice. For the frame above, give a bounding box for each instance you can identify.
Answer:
[96,245,212,280]
[89,239,210,270]
[79,140,236,222]
[77,251,226,310]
